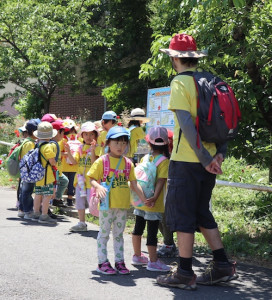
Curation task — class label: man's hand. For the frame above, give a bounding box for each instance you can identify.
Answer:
[214,153,224,166]
[205,158,222,175]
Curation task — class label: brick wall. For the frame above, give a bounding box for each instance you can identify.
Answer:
[49,85,105,121]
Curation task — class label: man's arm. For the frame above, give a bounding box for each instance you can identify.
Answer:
[176,109,222,174]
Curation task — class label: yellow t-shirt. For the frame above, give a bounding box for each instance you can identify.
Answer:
[127,127,146,158]
[138,156,169,213]
[36,142,57,186]
[95,130,107,157]
[168,68,217,162]
[87,155,136,209]
[61,135,79,173]
[73,144,94,189]
[20,138,35,158]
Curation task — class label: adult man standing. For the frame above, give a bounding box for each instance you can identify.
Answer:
[156,33,238,290]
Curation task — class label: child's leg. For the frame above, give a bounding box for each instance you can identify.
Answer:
[75,185,86,223]
[112,209,127,262]
[146,220,160,262]
[42,195,52,215]
[55,174,69,200]
[97,209,113,264]
[132,215,146,256]
[33,194,42,213]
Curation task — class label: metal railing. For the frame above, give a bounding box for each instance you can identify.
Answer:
[1,139,272,192]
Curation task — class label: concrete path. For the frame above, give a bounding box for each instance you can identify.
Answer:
[0,188,271,300]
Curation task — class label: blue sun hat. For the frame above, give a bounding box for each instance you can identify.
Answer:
[106,126,130,140]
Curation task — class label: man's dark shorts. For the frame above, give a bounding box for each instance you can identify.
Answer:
[165,161,217,233]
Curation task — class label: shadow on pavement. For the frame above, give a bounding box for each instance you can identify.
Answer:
[66,230,99,239]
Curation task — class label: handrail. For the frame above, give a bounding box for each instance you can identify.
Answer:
[0,140,15,147]
[216,180,272,193]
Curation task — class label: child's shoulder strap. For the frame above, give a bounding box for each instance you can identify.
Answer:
[102,154,110,182]
[78,143,84,156]
[49,140,60,162]
[153,154,167,167]
[123,156,131,180]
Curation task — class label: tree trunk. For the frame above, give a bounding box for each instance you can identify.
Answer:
[43,97,51,114]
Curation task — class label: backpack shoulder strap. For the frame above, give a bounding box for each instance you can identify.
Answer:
[78,144,84,156]
[102,154,110,182]
[49,140,60,162]
[123,157,131,180]
[153,154,167,167]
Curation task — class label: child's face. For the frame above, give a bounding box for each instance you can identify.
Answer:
[108,140,128,157]
[102,120,114,131]
[82,131,96,144]
[55,130,64,142]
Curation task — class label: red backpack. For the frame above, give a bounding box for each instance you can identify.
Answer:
[179,70,242,148]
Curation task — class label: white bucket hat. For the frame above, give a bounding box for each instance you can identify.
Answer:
[128,108,150,123]
[33,121,57,139]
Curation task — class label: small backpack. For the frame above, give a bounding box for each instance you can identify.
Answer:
[6,138,33,177]
[131,154,167,208]
[19,141,59,184]
[178,70,242,148]
[88,154,131,217]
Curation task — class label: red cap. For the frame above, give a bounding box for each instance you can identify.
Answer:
[169,34,197,51]
[51,120,64,131]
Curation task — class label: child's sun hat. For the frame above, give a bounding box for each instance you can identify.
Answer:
[101,111,117,121]
[145,126,168,146]
[80,121,99,135]
[106,126,130,140]
[128,108,150,123]
[33,121,57,139]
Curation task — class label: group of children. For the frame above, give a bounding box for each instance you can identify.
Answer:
[16,108,176,274]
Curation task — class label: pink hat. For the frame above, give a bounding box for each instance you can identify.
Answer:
[80,122,99,135]
[146,126,168,146]
[41,113,57,123]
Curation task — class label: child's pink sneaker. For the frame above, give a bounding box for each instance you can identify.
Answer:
[96,261,117,275]
[147,259,170,272]
[115,261,130,275]
[131,253,148,265]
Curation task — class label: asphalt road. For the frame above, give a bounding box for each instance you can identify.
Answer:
[0,188,271,300]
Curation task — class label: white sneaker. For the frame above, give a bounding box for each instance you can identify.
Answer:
[69,223,87,232]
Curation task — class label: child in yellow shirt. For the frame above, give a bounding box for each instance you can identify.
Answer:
[95,111,117,157]
[131,126,170,272]
[31,122,58,224]
[68,122,99,232]
[126,108,150,161]
[87,126,146,275]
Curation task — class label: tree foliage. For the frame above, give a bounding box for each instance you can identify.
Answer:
[140,0,272,180]
[0,0,100,117]
[83,0,152,113]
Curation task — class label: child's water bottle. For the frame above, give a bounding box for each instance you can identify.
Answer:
[77,174,87,197]
[99,182,109,211]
